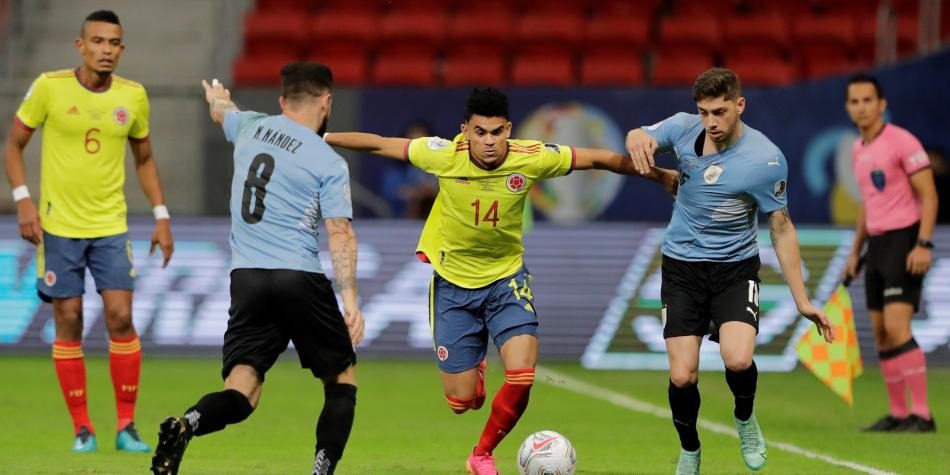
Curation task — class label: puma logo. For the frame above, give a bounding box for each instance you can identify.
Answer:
[767,161,780,166]
[746,307,758,321]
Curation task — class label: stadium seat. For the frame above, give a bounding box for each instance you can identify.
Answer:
[516,13,584,48]
[311,5,379,47]
[791,14,856,53]
[722,13,788,61]
[373,44,438,86]
[255,0,311,14]
[583,15,650,51]
[580,47,644,86]
[658,16,721,57]
[379,9,448,44]
[442,48,507,86]
[520,0,589,17]
[651,49,714,86]
[798,48,862,80]
[511,47,575,86]
[243,11,309,58]
[309,41,369,86]
[727,56,796,86]
[448,9,515,46]
[591,0,660,19]
[233,54,297,86]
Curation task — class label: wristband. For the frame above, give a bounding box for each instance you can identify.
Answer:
[12,185,30,202]
[322,132,330,142]
[153,204,170,220]
[916,239,935,249]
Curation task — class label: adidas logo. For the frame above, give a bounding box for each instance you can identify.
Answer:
[67,106,79,115]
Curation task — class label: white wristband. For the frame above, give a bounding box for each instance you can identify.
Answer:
[12,185,30,202]
[322,132,330,142]
[153,204,170,220]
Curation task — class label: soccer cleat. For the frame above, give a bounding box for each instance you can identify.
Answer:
[72,426,97,453]
[862,415,906,432]
[675,448,700,475]
[116,422,151,452]
[895,414,936,433]
[472,359,487,410]
[735,414,767,471]
[466,453,498,475]
[150,417,193,475]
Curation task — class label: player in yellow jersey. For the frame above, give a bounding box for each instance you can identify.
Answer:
[326,88,677,474]
[3,10,173,453]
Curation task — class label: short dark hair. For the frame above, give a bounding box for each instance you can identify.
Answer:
[465,87,509,121]
[280,62,333,102]
[692,68,742,102]
[82,10,120,35]
[847,73,885,99]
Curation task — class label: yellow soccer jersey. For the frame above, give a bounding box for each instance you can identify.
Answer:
[409,134,574,288]
[15,69,150,238]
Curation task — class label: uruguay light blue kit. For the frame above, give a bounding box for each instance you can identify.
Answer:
[223,110,352,273]
[643,112,788,262]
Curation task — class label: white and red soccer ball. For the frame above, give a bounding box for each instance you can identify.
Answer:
[517,430,576,475]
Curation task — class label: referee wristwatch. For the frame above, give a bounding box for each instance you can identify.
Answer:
[916,239,935,249]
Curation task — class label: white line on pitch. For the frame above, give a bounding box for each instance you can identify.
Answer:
[537,366,896,475]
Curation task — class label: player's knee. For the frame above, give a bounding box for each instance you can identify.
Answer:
[103,306,133,333]
[670,370,698,388]
[723,356,752,372]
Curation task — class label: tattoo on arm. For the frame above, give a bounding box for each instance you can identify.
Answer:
[769,207,791,247]
[325,217,357,293]
[210,97,237,118]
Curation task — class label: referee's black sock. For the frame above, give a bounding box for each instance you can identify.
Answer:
[184,389,254,437]
[726,360,758,422]
[313,383,357,475]
[668,380,701,451]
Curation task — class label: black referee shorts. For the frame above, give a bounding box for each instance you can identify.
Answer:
[866,223,923,312]
[222,268,356,381]
[661,254,761,340]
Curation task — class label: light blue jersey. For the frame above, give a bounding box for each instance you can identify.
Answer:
[223,110,352,273]
[644,112,787,262]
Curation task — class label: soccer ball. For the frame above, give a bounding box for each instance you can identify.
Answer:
[516,430,576,475]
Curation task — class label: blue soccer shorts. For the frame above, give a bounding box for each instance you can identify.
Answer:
[36,231,136,302]
[429,266,539,373]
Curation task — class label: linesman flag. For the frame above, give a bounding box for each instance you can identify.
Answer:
[795,283,864,405]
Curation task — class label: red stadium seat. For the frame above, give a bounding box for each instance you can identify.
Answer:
[727,56,796,86]
[309,41,370,86]
[243,11,309,57]
[520,0,589,16]
[385,0,451,14]
[233,54,297,86]
[255,0,311,14]
[591,0,660,19]
[511,48,575,86]
[580,47,644,86]
[791,14,856,53]
[583,15,650,50]
[722,14,789,60]
[443,48,507,86]
[651,50,715,86]
[448,8,515,45]
[658,16,721,56]
[516,13,584,48]
[379,9,448,44]
[311,6,379,46]
[798,49,862,80]
[373,44,438,86]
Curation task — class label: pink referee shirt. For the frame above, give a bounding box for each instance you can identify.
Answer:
[852,123,930,236]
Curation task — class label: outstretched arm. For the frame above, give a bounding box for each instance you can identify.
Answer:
[324,132,410,161]
[770,207,834,342]
[201,79,239,125]
[572,147,679,196]
[325,217,364,345]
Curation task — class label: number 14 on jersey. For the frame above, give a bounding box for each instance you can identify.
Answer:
[471,199,500,228]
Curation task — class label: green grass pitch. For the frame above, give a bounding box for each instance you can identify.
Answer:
[1,356,946,474]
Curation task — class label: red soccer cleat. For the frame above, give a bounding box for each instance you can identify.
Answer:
[466,452,498,475]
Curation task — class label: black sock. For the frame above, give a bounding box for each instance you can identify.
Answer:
[726,360,758,421]
[184,389,254,437]
[314,384,357,475]
[668,380,701,451]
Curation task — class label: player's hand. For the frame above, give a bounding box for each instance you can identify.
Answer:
[201,78,230,105]
[799,302,834,343]
[657,167,680,197]
[842,252,862,282]
[625,128,657,176]
[906,246,932,276]
[344,306,365,346]
[16,199,42,245]
[149,219,174,268]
